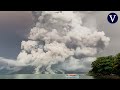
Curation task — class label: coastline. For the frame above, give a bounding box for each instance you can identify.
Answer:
[88,72,120,79]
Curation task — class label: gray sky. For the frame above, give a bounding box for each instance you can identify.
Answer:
[0,11,120,59]
[95,11,120,56]
[0,11,33,59]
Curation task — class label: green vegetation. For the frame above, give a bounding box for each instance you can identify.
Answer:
[89,53,120,78]
[113,53,120,75]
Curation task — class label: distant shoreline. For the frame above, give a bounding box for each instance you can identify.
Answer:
[88,73,120,79]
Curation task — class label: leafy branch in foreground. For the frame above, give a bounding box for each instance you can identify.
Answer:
[89,53,120,76]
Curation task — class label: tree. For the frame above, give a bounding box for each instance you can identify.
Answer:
[113,53,120,75]
[90,55,114,75]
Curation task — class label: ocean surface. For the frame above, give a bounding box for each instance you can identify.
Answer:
[0,74,94,79]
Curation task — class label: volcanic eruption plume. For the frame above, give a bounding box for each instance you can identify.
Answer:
[15,11,110,74]
[0,11,110,74]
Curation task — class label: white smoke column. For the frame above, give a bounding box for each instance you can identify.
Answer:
[17,11,110,74]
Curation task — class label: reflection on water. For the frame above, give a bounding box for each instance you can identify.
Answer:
[0,74,94,79]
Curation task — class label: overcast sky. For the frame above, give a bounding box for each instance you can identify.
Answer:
[0,11,120,59]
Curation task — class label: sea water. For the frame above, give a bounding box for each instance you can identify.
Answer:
[0,74,94,79]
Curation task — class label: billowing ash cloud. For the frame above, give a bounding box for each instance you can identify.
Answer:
[15,11,110,74]
[0,11,110,74]
[0,57,24,74]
